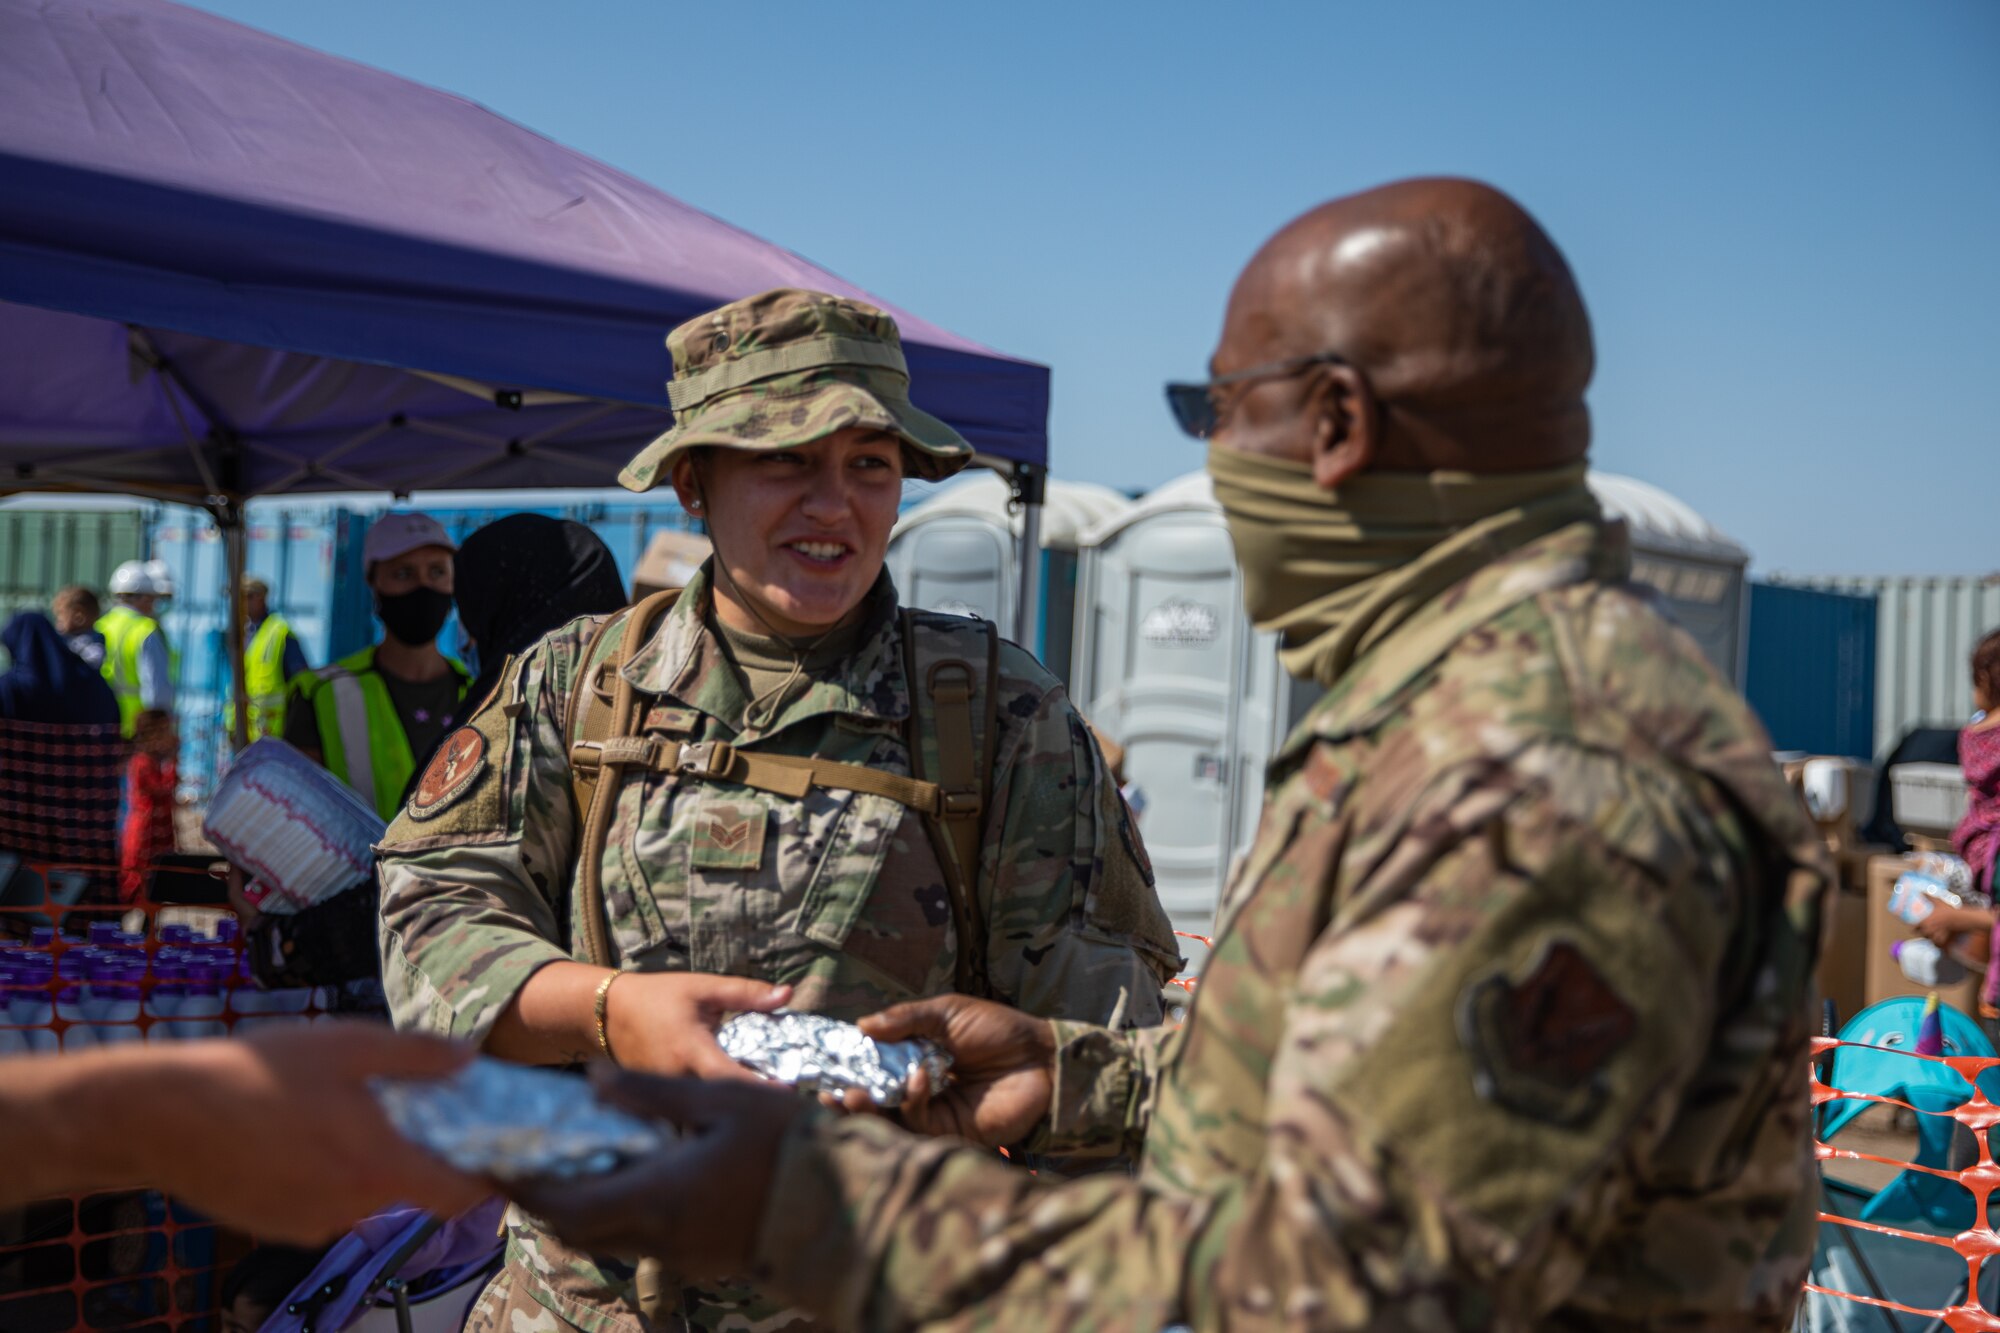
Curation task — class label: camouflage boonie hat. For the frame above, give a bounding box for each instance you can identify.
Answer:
[620,288,974,491]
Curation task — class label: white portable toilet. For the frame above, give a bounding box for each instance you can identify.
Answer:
[1069,471,1318,969]
[1588,471,1750,685]
[886,473,1131,680]
[1073,466,1750,970]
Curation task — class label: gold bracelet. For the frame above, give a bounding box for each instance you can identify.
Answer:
[594,971,624,1063]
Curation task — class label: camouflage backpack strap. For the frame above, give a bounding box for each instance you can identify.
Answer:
[900,609,1001,997]
[563,587,682,967]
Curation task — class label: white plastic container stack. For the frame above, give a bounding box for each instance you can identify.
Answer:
[202,739,387,913]
[1888,762,1971,838]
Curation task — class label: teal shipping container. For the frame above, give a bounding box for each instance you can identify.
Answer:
[1744,582,1877,760]
[0,508,149,624]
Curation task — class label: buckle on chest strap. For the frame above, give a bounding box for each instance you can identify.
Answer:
[673,739,736,780]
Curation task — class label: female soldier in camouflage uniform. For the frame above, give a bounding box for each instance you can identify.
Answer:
[375,288,1180,1333]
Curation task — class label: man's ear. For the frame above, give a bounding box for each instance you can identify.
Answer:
[1308,364,1377,490]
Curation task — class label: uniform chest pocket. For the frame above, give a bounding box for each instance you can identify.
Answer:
[794,791,954,999]
[620,775,823,971]
[621,772,946,994]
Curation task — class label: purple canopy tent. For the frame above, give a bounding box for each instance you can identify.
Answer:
[0,0,1051,742]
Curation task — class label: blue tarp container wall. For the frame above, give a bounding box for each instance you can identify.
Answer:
[1745,581,1878,760]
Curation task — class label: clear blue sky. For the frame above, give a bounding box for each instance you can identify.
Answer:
[188,0,1999,577]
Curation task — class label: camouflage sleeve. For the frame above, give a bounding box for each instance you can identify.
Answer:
[978,662,1182,1029]
[753,741,1758,1330]
[1030,1018,1182,1156]
[376,635,580,1043]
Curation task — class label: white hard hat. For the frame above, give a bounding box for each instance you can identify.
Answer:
[109,559,173,596]
[108,560,148,595]
[363,512,457,571]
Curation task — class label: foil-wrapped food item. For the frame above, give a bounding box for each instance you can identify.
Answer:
[718,1011,950,1107]
[374,1057,666,1181]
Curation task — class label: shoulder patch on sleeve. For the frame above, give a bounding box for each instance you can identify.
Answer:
[409,727,488,820]
[380,655,524,849]
[1458,937,1636,1127]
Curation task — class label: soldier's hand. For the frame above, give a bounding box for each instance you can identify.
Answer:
[508,1069,801,1278]
[858,995,1054,1146]
[604,971,791,1083]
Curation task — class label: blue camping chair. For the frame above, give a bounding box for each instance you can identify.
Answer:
[258,1197,504,1333]
[1820,997,2000,1231]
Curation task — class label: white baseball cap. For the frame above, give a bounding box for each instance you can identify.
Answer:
[363,512,457,571]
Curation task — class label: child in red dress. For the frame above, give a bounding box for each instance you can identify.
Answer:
[119,709,179,904]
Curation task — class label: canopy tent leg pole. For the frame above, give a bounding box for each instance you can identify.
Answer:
[1011,462,1046,653]
[215,504,251,753]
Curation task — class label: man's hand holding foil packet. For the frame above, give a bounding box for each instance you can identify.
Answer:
[370,1012,963,1188]
[467,997,1053,1281]
[363,1006,1029,1278]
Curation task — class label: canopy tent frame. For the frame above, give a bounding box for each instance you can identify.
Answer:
[2,0,1054,755]
[1006,462,1047,645]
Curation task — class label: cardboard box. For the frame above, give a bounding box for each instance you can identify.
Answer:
[1816,888,1869,1027]
[1863,854,1982,1016]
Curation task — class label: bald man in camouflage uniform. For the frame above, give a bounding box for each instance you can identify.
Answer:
[378,289,1180,1332]
[512,181,1831,1331]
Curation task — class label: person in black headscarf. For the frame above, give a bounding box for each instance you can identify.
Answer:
[230,516,628,1004]
[0,610,120,725]
[450,514,630,714]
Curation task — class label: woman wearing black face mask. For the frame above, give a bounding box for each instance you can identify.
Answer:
[285,512,472,820]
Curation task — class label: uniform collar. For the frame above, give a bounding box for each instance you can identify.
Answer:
[1277,517,1632,761]
[621,562,909,740]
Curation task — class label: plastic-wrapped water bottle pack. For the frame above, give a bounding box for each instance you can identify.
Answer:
[202,739,387,914]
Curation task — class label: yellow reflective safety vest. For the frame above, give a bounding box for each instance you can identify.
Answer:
[95,603,176,737]
[242,614,297,740]
[295,646,470,820]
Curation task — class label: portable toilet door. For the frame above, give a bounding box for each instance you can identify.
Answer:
[885,485,1018,636]
[886,474,1134,678]
[1071,470,1311,971]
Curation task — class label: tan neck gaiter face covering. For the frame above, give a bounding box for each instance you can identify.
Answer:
[1206,443,1599,687]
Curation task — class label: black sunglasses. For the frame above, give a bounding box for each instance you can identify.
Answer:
[1164,352,1349,439]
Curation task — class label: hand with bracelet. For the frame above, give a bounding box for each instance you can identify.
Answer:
[486,962,791,1082]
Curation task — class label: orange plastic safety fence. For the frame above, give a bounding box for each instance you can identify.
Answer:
[1812,1033,2000,1328]
[0,864,334,1333]
[1169,931,1211,995]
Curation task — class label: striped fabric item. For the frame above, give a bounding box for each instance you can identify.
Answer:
[0,718,124,866]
